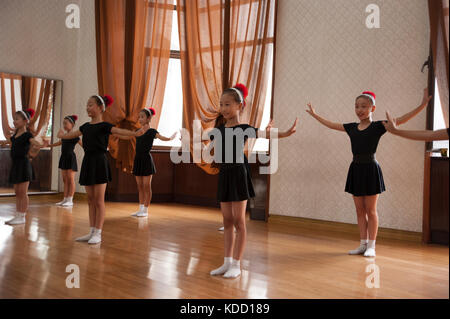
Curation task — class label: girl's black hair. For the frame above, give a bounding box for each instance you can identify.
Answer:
[356,95,374,106]
[222,88,242,104]
[91,95,113,107]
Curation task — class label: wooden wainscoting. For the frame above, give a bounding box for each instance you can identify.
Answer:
[105,151,270,221]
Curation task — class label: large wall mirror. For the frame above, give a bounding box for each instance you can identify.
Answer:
[0,72,61,196]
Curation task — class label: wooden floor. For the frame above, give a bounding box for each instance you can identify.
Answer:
[0,195,448,299]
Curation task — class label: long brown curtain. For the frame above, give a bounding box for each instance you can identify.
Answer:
[177,0,276,174]
[0,73,53,139]
[428,0,449,127]
[95,0,173,172]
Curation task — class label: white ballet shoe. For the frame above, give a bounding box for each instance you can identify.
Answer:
[210,263,231,276]
[55,199,67,206]
[75,228,95,242]
[88,229,102,245]
[210,257,232,276]
[364,248,376,257]
[88,233,102,245]
[349,244,367,255]
[223,266,241,278]
[61,201,73,207]
[5,213,26,225]
[135,211,148,217]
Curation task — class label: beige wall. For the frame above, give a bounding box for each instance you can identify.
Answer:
[269,0,430,232]
[0,0,98,193]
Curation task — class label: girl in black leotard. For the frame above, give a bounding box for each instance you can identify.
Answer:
[0,108,48,225]
[206,84,298,279]
[113,107,176,217]
[57,95,150,244]
[48,115,82,207]
[306,88,432,257]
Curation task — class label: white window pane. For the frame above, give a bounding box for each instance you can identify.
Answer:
[170,9,179,51]
[154,58,182,147]
[253,48,273,153]
[432,78,449,150]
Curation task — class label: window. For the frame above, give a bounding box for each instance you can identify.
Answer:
[432,78,449,150]
[154,6,182,147]
[153,1,274,152]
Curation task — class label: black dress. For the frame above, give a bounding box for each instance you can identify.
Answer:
[78,122,114,186]
[209,124,257,202]
[8,131,35,184]
[343,121,386,196]
[132,128,158,176]
[58,137,80,171]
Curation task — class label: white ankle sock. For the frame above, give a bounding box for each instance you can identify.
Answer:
[367,240,376,249]
[75,227,95,242]
[210,257,233,276]
[88,228,102,244]
[223,259,241,278]
[66,196,73,203]
[349,239,368,255]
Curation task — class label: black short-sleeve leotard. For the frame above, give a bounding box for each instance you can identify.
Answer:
[132,128,158,176]
[58,137,80,171]
[78,121,114,185]
[343,120,386,196]
[208,124,258,202]
[8,131,35,184]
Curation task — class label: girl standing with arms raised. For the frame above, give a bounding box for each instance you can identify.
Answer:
[306,89,431,257]
[58,95,149,244]
[113,107,177,217]
[0,109,48,225]
[207,84,298,278]
[48,115,82,207]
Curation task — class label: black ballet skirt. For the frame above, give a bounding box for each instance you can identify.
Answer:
[78,122,114,186]
[8,132,35,184]
[209,124,258,202]
[132,128,158,176]
[343,121,387,196]
[58,137,80,171]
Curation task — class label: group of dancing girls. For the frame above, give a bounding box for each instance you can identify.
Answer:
[1,83,448,277]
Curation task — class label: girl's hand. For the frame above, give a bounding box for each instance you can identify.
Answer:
[421,88,432,106]
[286,118,299,137]
[306,103,316,117]
[57,128,65,138]
[265,119,274,136]
[169,131,177,140]
[383,111,398,132]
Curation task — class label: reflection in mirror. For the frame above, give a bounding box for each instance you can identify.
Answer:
[0,72,61,196]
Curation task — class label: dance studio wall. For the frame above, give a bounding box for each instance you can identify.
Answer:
[0,0,97,193]
[269,0,430,232]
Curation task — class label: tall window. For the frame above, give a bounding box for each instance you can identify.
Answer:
[153,6,182,147]
[154,1,274,152]
[432,78,449,150]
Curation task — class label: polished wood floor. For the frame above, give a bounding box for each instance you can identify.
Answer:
[0,195,448,299]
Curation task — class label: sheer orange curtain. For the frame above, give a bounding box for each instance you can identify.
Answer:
[96,0,173,172]
[428,0,449,126]
[177,0,276,174]
[228,0,275,152]
[177,0,224,174]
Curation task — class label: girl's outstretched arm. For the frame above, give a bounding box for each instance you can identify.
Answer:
[306,102,345,131]
[156,132,177,142]
[384,111,449,141]
[394,88,432,125]
[111,123,150,137]
[112,134,135,140]
[48,140,62,148]
[257,118,298,139]
[58,129,82,139]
